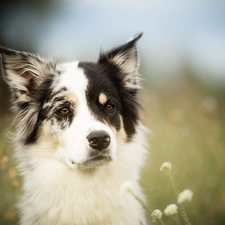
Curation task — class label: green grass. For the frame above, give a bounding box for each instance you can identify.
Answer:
[0,84,224,224]
[141,86,225,224]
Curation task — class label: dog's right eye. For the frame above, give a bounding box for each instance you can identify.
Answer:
[57,107,71,116]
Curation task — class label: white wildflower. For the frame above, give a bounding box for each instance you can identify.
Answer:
[177,189,193,204]
[160,162,172,171]
[151,209,163,219]
[120,181,132,193]
[164,204,178,216]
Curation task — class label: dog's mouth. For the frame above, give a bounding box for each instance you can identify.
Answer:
[91,155,108,161]
[76,154,112,169]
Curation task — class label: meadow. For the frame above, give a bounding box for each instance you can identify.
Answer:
[0,79,224,225]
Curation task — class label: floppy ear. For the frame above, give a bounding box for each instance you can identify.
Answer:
[0,47,54,108]
[98,32,143,90]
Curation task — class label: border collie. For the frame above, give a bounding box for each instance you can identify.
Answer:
[0,33,148,225]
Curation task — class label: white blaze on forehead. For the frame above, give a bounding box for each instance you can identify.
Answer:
[57,61,88,96]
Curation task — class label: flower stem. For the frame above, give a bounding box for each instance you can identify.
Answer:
[157,218,166,225]
[166,171,191,225]
[127,189,149,211]
[179,204,192,225]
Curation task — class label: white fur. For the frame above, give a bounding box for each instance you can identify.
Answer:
[14,62,148,225]
[17,129,147,225]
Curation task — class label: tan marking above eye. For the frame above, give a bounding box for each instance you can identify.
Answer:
[99,93,108,105]
[65,92,78,105]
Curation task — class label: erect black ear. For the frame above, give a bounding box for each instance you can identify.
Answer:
[0,47,55,107]
[98,32,143,89]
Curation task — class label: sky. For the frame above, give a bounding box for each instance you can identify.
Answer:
[1,0,225,89]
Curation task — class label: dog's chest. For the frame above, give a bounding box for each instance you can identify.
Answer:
[20,160,143,225]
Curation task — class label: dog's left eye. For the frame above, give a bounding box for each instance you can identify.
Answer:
[58,107,71,116]
[105,104,115,112]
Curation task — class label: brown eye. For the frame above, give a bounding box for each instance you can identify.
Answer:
[58,107,70,116]
[105,104,115,112]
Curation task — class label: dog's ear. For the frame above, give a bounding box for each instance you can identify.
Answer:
[0,47,54,106]
[98,32,143,90]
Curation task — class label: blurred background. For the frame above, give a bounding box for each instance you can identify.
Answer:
[0,0,225,224]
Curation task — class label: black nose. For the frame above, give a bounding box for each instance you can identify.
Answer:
[87,131,110,151]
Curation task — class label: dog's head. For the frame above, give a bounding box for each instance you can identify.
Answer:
[0,33,143,169]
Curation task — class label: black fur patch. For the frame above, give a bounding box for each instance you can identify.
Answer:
[78,61,140,140]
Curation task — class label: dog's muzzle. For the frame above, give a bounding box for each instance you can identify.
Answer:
[68,130,113,169]
[75,130,112,169]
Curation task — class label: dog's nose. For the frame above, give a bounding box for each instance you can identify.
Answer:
[87,131,110,151]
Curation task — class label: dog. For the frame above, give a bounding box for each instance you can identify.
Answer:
[0,33,148,225]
